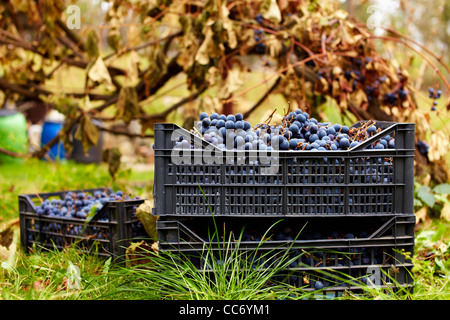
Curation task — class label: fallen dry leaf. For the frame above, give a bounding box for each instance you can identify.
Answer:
[441,203,450,222]
[415,206,431,225]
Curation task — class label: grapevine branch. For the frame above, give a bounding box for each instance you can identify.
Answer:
[356,23,450,74]
[141,84,208,121]
[0,147,27,158]
[243,76,281,119]
[223,53,328,104]
[369,35,450,90]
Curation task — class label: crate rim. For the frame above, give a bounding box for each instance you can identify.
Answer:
[154,121,416,155]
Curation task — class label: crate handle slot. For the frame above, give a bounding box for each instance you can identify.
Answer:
[368,217,396,239]
[173,221,205,243]
[349,122,398,152]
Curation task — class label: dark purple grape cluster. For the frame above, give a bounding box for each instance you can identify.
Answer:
[189,109,395,152]
[31,190,144,249]
[254,28,266,54]
[240,225,373,244]
[315,55,408,109]
[255,14,264,25]
[417,139,429,156]
[428,87,441,111]
[36,190,139,220]
[384,87,408,106]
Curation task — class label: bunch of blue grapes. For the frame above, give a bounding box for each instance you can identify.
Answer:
[384,87,408,106]
[417,139,429,157]
[187,109,396,152]
[240,225,374,244]
[36,190,139,220]
[253,28,266,54]
[428,87,442,111]
[32,190,144,247]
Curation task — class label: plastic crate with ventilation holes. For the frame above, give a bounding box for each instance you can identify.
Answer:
[19,188,147,261]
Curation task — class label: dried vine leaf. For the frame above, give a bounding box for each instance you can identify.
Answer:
[0,224,14,248]
[136,200,158,241]
[221,4,237,49]
[107,27,121,52]
[195,26,220,65]
[415,206,431,225]
[116,86,139,125]
[429,131,449,162]
[74,112,99,155]
[86,29,99,59]
[200,94,221,114]
[144,48,167,91]
[87,57,114,91]
[102,147,122,179]
[441,204,450,222]
[266,34,282,58]
[126,240,158,268]
[126,50,141,84]
[404,108,430,140]
[0,219,19,269]
[262,0,281,22]
[218,67,246,99]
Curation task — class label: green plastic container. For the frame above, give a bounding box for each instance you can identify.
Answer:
[0,109,28,164]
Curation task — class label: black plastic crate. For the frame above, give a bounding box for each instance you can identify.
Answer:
[19,188,147,260]
[152,121,415,217]
[157,215,415,294]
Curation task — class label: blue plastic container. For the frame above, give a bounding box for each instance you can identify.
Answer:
[41,121,66,160]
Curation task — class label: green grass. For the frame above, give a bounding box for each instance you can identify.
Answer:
[1,244,117,300]
[114,233,310,300]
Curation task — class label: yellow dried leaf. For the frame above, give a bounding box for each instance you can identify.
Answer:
[125,240,158,268]
[74,112,100,154]
[319,77,329,92]
[221,4,237,49]
[438,241,448,254]
[334,10,348,20]
[429,131,449,162]
[342,26,356,45]
[441,203,450,222]
[262,0,281,22]
[415,206,431,225]
[88,57,114,91]
[126,50,141,85]
[201,94,221,114]
[136,200,158,241]
[266,34,282,58]
[127,24,141,47]
[405,108,429,140]
[205,66,219,86]
[0,245,9,262]
[333,66,343,76]
[176,33,198,71]
[218,67,245,99]
[0,226,18,270]
[349,89,368,107]
[332,79,340,97]
[195,27,223,65]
